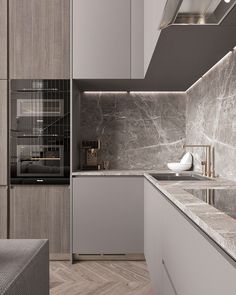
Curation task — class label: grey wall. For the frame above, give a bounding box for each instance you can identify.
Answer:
[186,49,236,181]
[80,92,186,170]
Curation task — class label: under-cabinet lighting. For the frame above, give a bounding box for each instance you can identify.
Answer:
[186,77,203,93]
[186,50,233,93]
[129,91,185,94]
[82,91,128,94]
[82,91,185,94]
[82,45,236,95]
[202,51,232,78]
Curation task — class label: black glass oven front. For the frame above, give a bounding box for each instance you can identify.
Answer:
[10,80,70,184]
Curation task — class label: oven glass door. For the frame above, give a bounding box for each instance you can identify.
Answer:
[17,99,64,117]
[10,80,70,183]
[17,145,64,177]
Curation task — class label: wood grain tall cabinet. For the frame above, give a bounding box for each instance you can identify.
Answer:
[0,0,7,79]
[7,0,71,259]
[9,0,70,79]
[10,186,70,259]
[0,0,8,239]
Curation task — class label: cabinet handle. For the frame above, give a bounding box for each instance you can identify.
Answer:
[162,259,178,295]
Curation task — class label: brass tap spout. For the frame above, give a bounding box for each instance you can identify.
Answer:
[183,144,215,178]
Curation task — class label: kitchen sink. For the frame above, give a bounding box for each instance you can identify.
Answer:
[150,173,213,181]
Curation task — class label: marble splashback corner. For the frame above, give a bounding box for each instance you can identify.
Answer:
[80,92,186,170]
[186,50,236,181]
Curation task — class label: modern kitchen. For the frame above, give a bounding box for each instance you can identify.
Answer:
[0,0,236,294]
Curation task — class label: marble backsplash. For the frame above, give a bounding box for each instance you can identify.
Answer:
[80,92,186,170]
[186,49,236,181]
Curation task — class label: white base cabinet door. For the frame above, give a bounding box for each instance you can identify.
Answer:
[144,178,164,294]
[162,260,176,295]
[73,176,144,255]
[144,179,236,295]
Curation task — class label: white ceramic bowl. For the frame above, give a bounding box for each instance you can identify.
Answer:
[167,162,192,173]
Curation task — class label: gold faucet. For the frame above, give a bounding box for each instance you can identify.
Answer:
[182,144,215,178]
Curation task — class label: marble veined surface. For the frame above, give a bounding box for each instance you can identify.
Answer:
[144,173,236,262]
[186,50,236,181]
[80,92,186,170]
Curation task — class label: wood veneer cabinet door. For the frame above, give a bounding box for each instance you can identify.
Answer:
[0,80,8,186]
[0,186,8,239]
[0,0,7,79]
[10,186,70,256]
[9,0,70,79]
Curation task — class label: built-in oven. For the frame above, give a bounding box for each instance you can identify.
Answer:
[10,80,70,184]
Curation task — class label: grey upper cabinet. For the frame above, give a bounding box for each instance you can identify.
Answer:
[73,0,166,79]
[73,0,131,79]
[144,0,166,75]
[131,0,144,79]
[0,0,7,79]
[10,186,70,257]
[0,80,8,186]
[0,186,8,239]
[9,0,70,79]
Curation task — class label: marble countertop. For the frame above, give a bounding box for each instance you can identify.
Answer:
[72,170,165,176]
[144,173,236,262]
[73,169,236,261]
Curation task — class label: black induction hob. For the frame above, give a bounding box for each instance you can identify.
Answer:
[185,188,236,220]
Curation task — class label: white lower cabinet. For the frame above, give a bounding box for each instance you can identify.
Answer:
[144,179,236,295]
[144,178,164,293]
[73,176,144,255]
[162,260,176,295]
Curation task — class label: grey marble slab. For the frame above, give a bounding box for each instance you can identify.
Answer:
[72,169,166,176]
[144,173,236,262]
[80,92,186,170]
[186,50,236,182]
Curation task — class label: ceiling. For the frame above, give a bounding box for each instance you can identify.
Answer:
[78,5,236,92]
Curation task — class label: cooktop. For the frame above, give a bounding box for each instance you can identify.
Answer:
[185,188,236,221]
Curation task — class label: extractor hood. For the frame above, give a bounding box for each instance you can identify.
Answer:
[160,0,236,28]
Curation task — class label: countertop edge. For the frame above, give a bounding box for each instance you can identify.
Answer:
[144,173,236,263]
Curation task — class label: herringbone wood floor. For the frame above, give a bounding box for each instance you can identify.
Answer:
[50,261,153,295]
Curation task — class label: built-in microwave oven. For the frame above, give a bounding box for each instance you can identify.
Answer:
[10,80,70,184]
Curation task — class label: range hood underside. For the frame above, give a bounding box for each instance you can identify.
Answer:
[160,0,236,28]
